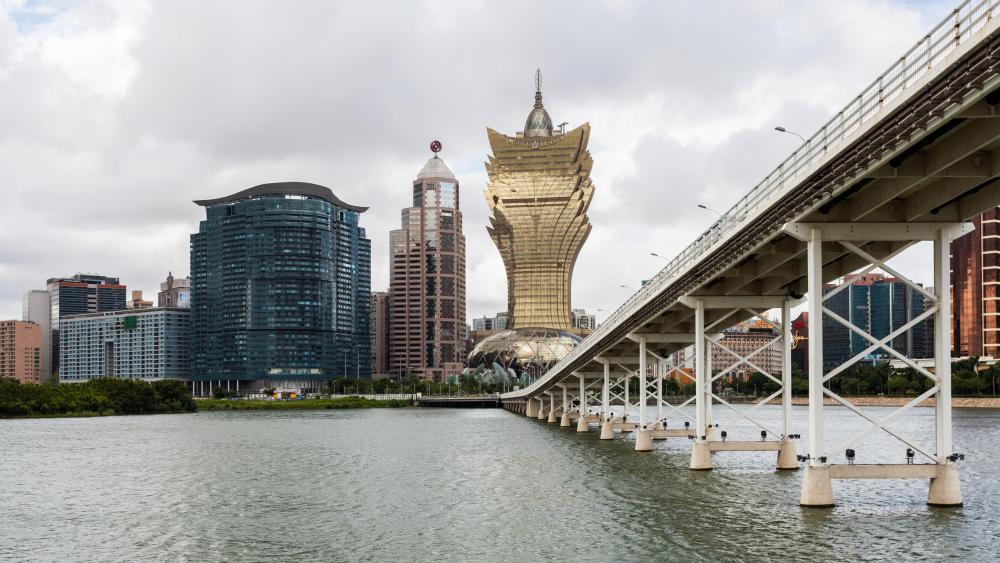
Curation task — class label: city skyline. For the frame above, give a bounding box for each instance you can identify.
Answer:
[0,1,951,324]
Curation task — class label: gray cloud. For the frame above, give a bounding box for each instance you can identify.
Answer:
[0,0,945,322]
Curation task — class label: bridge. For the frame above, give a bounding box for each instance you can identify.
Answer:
[501,0,1000,508]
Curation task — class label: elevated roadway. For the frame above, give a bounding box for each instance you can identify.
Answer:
[501,0,1000,507]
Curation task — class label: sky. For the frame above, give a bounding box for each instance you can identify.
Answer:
[0,0,957,323]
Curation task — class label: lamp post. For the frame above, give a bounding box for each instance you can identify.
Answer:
[621,284,637,292]
[696,204,723,218]
[774,126,806,144]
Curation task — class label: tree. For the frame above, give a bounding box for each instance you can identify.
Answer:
[212,386,230,400]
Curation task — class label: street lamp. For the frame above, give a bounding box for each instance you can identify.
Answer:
[696,204,723,218]
[620,284,637,291]
[774,126,806,144]
[650,252,669,261]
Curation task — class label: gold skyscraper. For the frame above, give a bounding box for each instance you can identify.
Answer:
[484,71,595,329]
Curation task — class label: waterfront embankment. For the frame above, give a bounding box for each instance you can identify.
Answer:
[197,397,412,411]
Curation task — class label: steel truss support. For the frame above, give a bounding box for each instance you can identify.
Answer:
[784,221,969,507]
[683,295,800,471]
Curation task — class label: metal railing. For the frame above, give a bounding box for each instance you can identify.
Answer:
[518,0,1000,396]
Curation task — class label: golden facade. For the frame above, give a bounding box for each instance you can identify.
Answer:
[484,78,595,330]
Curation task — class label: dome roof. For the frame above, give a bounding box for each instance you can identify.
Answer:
[416,155,456,180]
[524,106,553,138]
[468,328,581,374]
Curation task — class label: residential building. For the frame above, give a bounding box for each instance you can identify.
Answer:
[0,320,41,384]
[951,208,1000,357]
[47,274,126,375]
[472,312,508,332]
[389,144,467,380]
[190,182,371,394]
[127,290,153,309]
[371,291,390,377]
[59,308,189,383]
[158,272,190,308]
[712,318,782,380]
[22,290,51,381]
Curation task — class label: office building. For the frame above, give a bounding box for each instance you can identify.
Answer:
[59,308,189,382]
[371,291,390,377]
[190,182,371,393]
[823,273,929,369]
[47,274,126,375]
[22,290,51,381]
[952,208,1000,357]
[158,272,190,308]
[389,144,467,380]
[0,320,41,384]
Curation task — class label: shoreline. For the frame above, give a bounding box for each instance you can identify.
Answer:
[196,397,412,411]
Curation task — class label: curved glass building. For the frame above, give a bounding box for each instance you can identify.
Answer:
[190,182,371,393]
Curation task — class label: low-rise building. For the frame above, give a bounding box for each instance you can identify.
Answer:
[59,308,190,383]
[0,320,42,384]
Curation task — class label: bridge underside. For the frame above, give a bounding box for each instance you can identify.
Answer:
[502,4,1000,509]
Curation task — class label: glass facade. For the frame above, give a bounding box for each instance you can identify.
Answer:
[484,87,594,330]
[190,182,371,386]
[468,328,581,377]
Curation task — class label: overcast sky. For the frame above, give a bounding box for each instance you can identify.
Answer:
[0,0,955,322]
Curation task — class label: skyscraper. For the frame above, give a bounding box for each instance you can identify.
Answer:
[190,182,371,393]
[469,71,593,376]
[46,274,126,376]
[484,71,594,330]
[951,208,1000,357]
[389,144,467,379]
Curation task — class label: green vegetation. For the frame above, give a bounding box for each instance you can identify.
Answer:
[0,378,196,418]
[198,396,411,411]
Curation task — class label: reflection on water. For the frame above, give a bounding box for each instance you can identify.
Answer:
[0,406,997,561]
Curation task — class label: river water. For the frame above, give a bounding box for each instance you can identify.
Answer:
[1,405,998,561]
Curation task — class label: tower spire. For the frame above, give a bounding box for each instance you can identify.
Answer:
[534,68,544,108]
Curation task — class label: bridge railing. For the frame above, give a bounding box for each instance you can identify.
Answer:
[520,0,1000,396]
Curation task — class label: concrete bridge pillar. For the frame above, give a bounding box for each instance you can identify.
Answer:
[784,222,969,507]
[526,397,539,418]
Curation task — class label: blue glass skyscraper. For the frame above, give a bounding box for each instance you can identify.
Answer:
[190,182,371,393]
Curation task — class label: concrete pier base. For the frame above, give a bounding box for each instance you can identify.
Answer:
[649,420,664,430]
[576,415,590,432]
[776,439,799,470]
[547,410,558,423]
[537,407,547,420]
[560,412,571,427]
[599,420,614,440]
[689,441,713,470]
[927,463,963,507]
[800,465,834,507]
[615,422,639,432]
[526,400,539,418]
[634,429,653,451]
